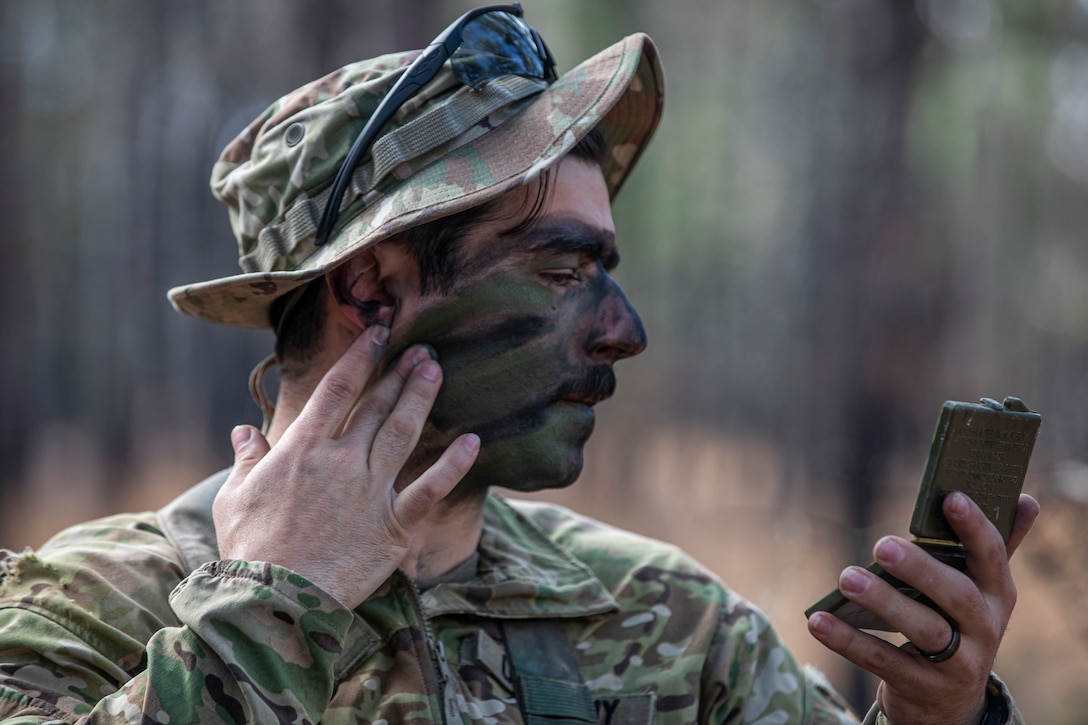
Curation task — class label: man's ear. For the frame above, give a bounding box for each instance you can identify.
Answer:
[326,248,396,331]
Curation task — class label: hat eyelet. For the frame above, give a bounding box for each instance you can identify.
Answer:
[285,122,306,147]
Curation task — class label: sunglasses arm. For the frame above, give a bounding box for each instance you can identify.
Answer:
[314,2,525,247]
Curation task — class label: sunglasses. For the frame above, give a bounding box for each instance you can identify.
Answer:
[314,3,558,247]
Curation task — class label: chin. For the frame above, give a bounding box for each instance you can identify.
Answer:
[500,451,585,493]
[424,400,596,498]
[457,443,586,496]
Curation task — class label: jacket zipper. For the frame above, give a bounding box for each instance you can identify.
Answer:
[400,571,460,724]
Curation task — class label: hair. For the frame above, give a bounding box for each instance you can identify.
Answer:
[270,125,609,379]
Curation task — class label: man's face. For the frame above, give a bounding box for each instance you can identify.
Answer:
[390,157,646,494]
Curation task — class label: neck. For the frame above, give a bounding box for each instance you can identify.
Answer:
[398,494,487,580]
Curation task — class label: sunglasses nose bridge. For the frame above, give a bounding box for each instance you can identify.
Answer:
[452,13,555,89]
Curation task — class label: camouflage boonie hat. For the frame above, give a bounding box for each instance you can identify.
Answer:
[168,33,665,329]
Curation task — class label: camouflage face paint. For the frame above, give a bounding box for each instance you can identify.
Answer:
[384,159,644,496]
[391,266,616,495]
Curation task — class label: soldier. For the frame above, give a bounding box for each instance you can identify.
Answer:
[0,5,1036,724]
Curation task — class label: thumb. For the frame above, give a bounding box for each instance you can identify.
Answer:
[229,424,270,475]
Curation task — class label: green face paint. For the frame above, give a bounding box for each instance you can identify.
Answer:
[389,267,616,495]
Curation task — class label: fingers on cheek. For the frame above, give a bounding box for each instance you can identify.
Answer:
[458,432,481,458]
[413,359,442,386]
[442,434,481,477]
[384,352,440,402]
[426,434,479,480]
[393,439,479,526]
[391,362,443,423]
[402,436,479,496]
[397,345,435,377]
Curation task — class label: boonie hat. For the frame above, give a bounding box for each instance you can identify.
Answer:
[168,27,664,329]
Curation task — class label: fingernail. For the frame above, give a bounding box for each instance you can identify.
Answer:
[230,426,252,450]
[809,612,831,636]
[370,324,390,346]
[949,491,969,518]
[840,567,867,595]
[410,346,432,366]
[419,360,440,381]
[875,537,904,566]
[463,433,480,452]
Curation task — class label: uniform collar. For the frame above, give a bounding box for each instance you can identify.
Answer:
[417,493,618,619]
[158,471,617,620]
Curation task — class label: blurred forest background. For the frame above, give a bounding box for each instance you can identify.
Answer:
[2,0,1088,720]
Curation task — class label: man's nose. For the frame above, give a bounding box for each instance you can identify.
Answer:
[588,276,647,362]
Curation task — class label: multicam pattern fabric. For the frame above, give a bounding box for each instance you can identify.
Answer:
[167,33,664,330]
[0,472,1019,724]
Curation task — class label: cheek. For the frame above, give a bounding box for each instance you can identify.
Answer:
[393,275,569,432]
[435,332,563,434]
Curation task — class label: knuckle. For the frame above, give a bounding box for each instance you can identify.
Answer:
[371,395,396,419]
[919,615,951,646]
[397,488,436,525]
[211,491,233,519]
[235,446,265,465]
[384,414,419,446]
[322,373,360,406]
[945,587,983,622]
[356,393,394,421]
[851,637,893,674]
[289,430,325,454]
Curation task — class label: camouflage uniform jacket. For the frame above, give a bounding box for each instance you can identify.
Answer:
[0,471,1018,724]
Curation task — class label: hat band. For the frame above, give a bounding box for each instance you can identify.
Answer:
[360,74,548,203]
[241,73,547,275]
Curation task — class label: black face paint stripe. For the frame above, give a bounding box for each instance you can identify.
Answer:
[423,313,554,360]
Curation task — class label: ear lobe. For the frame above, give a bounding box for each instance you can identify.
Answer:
[327,249,395,330]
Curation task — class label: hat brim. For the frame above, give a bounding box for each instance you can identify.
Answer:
[168,33,664,329]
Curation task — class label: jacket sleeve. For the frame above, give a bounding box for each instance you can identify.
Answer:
[0,518,352,724]
[701,591,860,724]
[699,593,1026,725]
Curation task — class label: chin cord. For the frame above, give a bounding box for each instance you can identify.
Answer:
[248,353,279,435]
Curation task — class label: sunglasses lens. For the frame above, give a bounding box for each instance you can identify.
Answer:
[451,12,550,90]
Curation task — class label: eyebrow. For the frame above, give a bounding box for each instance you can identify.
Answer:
[519,218,620,270]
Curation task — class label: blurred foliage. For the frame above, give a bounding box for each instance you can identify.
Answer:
[2,0,1088,720]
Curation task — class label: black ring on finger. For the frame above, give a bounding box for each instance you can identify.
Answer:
[914,620,960,663]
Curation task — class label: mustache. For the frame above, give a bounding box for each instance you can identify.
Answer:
[426,364,618,444]
[555,365,616,406]
[462,365,617,444]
